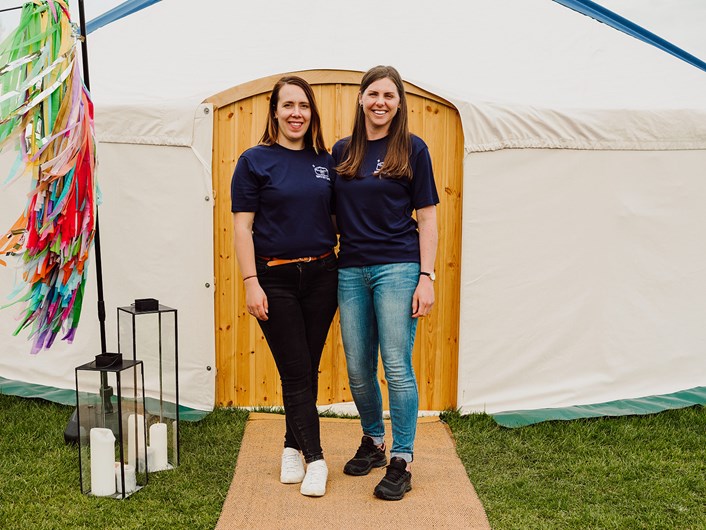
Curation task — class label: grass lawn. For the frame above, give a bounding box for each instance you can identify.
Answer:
[1,392,704,529]
[442,407,706,529]
[0,394,247,530]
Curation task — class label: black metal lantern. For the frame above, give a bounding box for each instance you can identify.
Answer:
[118,300,180,470]
[75,353,148,498]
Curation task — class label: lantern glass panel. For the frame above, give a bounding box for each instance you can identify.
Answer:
[118,304,179,469]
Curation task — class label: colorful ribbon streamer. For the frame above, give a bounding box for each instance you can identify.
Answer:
[0,0,96,353]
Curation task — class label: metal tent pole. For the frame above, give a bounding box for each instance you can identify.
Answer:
[64,0,113,443]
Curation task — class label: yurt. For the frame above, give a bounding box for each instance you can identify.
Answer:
[1,0,705,426]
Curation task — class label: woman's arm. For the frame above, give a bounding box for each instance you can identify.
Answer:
[232,212,268,320]
[412,205,438,318]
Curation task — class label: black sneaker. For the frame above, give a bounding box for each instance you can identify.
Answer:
[373,457,412,500]
[343,436,387,476]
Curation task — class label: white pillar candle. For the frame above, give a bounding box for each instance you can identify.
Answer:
[127,414,145,471]
[90,428,116,496]
[145,446,156,472]
[149,423,169,471]
[114,462,137,494]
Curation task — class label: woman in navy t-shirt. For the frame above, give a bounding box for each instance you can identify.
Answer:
[231,76,337,497]
[333,66,439,501]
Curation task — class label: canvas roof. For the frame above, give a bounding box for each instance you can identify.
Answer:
[85,0,706,150]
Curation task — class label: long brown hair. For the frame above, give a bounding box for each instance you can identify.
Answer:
[259,75,327,154]
[336,65,412,180]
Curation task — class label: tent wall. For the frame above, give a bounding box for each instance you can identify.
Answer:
[458,147,706,414]
[0,139,216,414]
[97,139,215,412]
[209,70,463,410]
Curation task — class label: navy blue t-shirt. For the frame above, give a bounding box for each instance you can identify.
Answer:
[332,134,439,268]
[231,143,337,258]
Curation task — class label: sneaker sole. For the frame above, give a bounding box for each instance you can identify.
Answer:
[300,487,326,497]
[343,458,388,476]
[374,482,412,501]
[280,475,305,484]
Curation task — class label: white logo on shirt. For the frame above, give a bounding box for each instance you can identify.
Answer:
[313,165,330,181]
[375,159,384,173]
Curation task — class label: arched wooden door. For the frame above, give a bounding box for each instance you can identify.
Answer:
[208,70,463,410]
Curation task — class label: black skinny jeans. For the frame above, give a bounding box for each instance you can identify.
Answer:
[255,253,338,463]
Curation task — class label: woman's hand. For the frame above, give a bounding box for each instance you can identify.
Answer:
[413,204,438,318]
[244,278,269,321]
[412,276,435,318]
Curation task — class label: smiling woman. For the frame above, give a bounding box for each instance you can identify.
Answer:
[332,65,440,500]
[230,75,338,497]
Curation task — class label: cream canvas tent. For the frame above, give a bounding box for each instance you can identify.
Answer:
[1,0,705,423]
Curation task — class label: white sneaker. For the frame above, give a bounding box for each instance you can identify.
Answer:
[280,447,305,484]
[300,459,328,497]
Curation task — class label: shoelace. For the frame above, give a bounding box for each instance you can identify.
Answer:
[355,440,383,458]
[306,463,328,480]
[384,462,407,482]
[282,453,301,472]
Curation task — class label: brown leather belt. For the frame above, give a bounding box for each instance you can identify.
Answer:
[259,250,334,267]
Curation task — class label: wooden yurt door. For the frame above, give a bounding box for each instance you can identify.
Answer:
[208,70,463,410]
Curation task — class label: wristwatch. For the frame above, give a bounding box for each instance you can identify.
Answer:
[420,271,436,281]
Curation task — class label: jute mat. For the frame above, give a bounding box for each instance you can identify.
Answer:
[216,413,490,530]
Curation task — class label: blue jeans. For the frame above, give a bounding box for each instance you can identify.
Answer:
[256,254,338,463]
[338,262,420,462]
